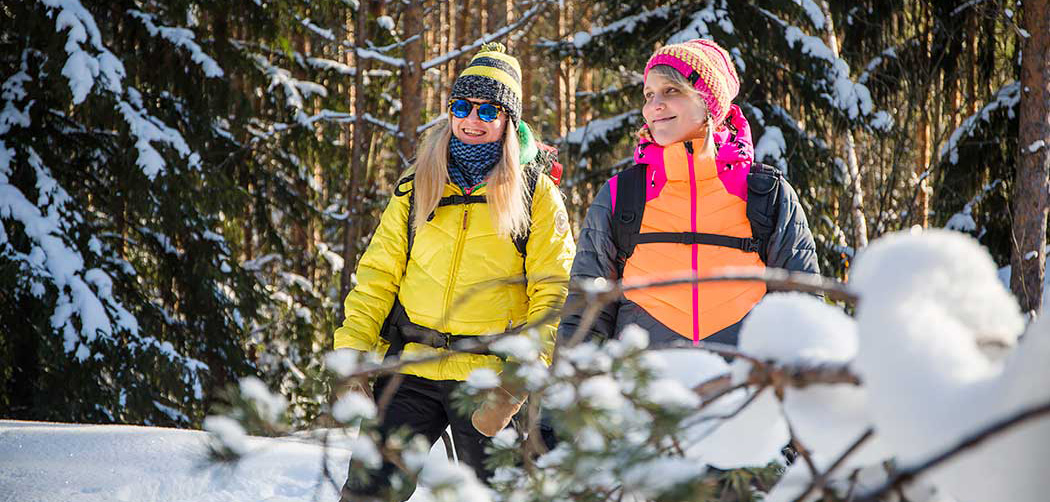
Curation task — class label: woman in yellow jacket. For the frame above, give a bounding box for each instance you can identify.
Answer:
[334,43,575,500]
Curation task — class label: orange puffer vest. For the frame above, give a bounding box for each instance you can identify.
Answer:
[611,140,766,343]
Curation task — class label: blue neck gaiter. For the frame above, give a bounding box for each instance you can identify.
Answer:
[448,136,502,191]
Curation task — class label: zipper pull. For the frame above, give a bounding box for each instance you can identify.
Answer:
[684,140,694,154]
[462,209,468,229]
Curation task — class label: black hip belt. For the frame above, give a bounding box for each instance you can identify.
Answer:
[380,298,510,358]
[397,323,503,354]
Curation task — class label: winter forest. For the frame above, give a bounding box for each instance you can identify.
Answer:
[2,0,1050,501]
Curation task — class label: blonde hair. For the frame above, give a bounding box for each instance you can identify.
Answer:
[411,120,530,238]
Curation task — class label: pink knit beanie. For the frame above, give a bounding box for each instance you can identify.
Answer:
[644,39,740,128]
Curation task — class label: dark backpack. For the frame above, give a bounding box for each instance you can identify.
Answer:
[610,161,782,276]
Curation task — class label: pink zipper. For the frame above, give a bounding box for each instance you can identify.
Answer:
[685,141,700,345]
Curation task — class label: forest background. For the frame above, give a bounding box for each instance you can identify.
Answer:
[2,0,1048,429]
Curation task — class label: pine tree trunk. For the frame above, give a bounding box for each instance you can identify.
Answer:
[555,2,576,138]
[487,0,510,48]
[821,1,868,249]
[341,0,374,301]
[454,0,470,76]
[1010,0,1050,313]
[439,0,450,107]
[917,109,930,228]
[398,0,425,164]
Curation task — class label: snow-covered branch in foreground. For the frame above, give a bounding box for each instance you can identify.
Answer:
[128,10,223,78]
[198,230,1041,502]
[18,225,1042,499]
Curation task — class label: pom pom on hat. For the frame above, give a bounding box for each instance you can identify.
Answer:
[450,42,523,124]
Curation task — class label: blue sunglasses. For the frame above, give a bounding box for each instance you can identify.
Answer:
[448,99,505,122]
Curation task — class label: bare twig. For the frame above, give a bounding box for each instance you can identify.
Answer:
[619,269,856,304]
[314,429,343,501]
[856,399,1050,501]
[421,1,553,70]
[693,364,862,403]
[792,428,875,502]
[780,402,821,480]
[375,373,405,421]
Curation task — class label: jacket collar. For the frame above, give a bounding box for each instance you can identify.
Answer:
[636,139,718,182]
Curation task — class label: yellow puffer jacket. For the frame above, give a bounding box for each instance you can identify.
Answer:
[334,171,575,381]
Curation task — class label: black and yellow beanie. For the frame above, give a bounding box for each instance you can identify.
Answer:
[450,42,522,125]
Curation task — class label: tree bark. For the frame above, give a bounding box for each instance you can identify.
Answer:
[454,0,469,76]
[821,1,868,249]
[398,0,425,165]
[555,2,576,138]
[486,0,510,48]
[341,0,375,302]
[1010,0,1050,313]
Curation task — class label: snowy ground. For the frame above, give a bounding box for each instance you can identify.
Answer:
[0,420,451,502]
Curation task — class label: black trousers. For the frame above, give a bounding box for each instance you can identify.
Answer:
[340,374,493,502]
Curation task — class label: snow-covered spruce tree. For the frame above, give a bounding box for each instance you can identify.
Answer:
[0,0,359,426]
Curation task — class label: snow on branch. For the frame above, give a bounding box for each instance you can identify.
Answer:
[668,1,735,44]
[128,10,223,78]
[250,54,329,126]
[362,113,400,136]
[858,46,898,85]
[570,6,672,49]
[306,57,355,75]
[856,399,1050,502]
[297,16,335,41]
[1,90,204,375]
[364,34,422,54]
[561,110,641,155]
[939,81,1020,165]
[354,48,405,68]
[117,87,201,179]
[791,0,826,30]
[418,113,448,134]
[756,7,876,120]
[38,0,126,103]
[421,0,550,70]
[945,179,1002,233]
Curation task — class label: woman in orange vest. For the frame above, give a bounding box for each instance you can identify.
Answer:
[559,39,820,347]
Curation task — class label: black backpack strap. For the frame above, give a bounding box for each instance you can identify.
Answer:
[611,164,648,277]
[514,168,542,257]
[380,174,416,358]
[437,194,488,207]
[632,232,758,252]
[746,163,782,264]
[394,174,414,197]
